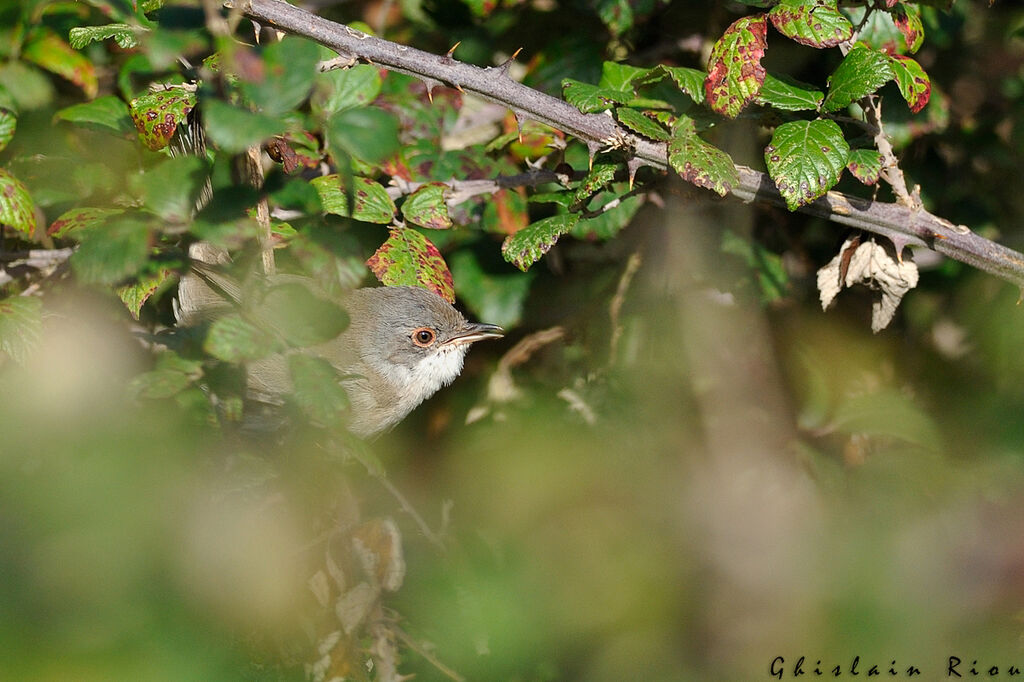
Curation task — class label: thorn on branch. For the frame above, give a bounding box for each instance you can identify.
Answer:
[443,41,461,61]
[498,47,523,76]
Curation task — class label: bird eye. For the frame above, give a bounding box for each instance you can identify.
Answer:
[411,327,436,347]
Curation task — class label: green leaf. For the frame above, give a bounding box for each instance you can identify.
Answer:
[204,313,280,362]
[309,174,396,224]
[48,207,124,237]
[0,169,36,236]
[312,63,383,116]
[0,296,42,363]
[668,118,739,197]
[239,37,319,117]
[118,268,172,319]
[402,182,452,229]
[449,249,534,329]
[614,107,669,141]
[657,66,707,104]
[501,214,580,272]
[571,163,618,209]
[892,5,924,54]
[69,23,143,50]
[705,14,768,119]
[366,228,456,303]
[764,118,849,210]
[594,0,637,37]
[562,79,629,113]
[846,148,884,185]
[70,217,151,284]
[833,389,942,451]
[136,155,207,222]
[0,61,55,110]
[756,73,824,111]
[822,44,894,112]
[599,61,647,92]
[202,98,285,154]
[288,354,349,427]
[129,88,197,151]
[129,356,203,400]
[22,29,97,98]
[54,95,134,136]
[889,54,931,114]
[768,0,853,48]
[256,283,349,348]
[325,107,399,164]
[0,84,15,153]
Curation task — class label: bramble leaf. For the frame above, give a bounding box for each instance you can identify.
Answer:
[0,297,42,363]
[889,55,931,114]
[402,182,452,229]
[501,214,580,272]
[70,217,151,284]
[765,119,849,210]
[614,107,669,141]
[668,118,739,197]
[892,5,924,54]
[238,37,319,117]
[310,174,396,224]
[326,107,400,164]
[118,269,172,319]
[313,63,383,116]
[367,228,455,303]
[288,355,349,427]
[0,169,36,236]
[756,73,824,111]
[22,29,97,98]
[705,14,768,119]
[822,44,893,112]
[846,148,884,185]
[130,89,197,151]
[55,95,134,136]
[204,313,280,362]
[562,79,629,113]
[769,0,853,48]
[48,207,124,237]
[69,24,142,50]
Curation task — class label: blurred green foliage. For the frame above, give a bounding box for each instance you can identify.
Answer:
[1,0,1024,680]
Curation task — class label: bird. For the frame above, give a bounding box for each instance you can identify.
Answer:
[174,245,503,437]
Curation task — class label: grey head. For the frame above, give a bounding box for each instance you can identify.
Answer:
[330,286,503,437]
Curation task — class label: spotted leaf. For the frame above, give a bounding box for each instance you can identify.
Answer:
[0,169,36,236]
[310,174,396,224]
[402,182,451,229]
[765,119,849,210]
[769,0,853,48]
[704,14,768,119]
[668,118,738,197]
[501,214,579,272]
[129,89,197,151]
[367,228,455,303]
[846,148,884,185]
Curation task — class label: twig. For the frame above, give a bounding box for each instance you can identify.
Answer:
[234,0,1024,290]
[609,251,642,362]
[394,626,466,682]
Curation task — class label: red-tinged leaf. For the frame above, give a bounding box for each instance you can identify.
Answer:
[765,118,849,210]
[310,174,396,224]
[705,14,768,119]
[129,89,197,151]
[501,214,580,272]
[846,148,884,185]
[892,5,924,54]
[118,268,171,319]
[48,207,124,237]
[889,54,931,114]
[768,0,853,48]
[668,118,739,197]
[22,30,98,99]
[402,182,451,229]
[0,169,36,237]
[366,228,455,303]
[484,188,528,236]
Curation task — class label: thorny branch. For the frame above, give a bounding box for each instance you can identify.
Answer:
[236,0,1024,290]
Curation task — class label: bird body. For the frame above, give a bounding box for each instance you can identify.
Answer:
[175,249,502,436]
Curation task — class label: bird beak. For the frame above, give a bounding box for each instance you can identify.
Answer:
[444,323,504,346]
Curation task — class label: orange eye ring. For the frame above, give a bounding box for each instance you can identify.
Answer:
[411,327,436,347]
